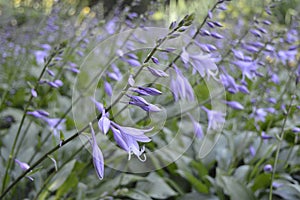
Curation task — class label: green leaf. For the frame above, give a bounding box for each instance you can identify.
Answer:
[48,160,76,191]
[274,183,300,199]
[252,173,271,192]
[218,176,256,200]
[136,173,177,199]
[177,170,209,194]
[190,160,208,178]
[122,189,152,200]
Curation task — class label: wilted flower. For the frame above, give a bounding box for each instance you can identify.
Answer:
[111,122,152,161]
[89,123,104,180]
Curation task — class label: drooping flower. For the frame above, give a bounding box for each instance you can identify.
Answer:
[201,106,225,130]
[131,86,162,96]
[104,81,112,97]
[126,94,161,112]
[147,66,169,77]
[222,100,244,110]
[31,89,38,98]
[44,118,66,137]
[188,113,203,139]
[170,66,194,101]
[111,122,152,161]
[89,123,104,180]
[15,159,34,181]
[91,98,111,134]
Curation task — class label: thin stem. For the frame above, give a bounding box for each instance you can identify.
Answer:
[1,50,58,193]
[0,16,180,198]
[269,96,294,200]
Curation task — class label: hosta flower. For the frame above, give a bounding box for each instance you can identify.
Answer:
[104,81,112,96]
[264,164,273,173]
[89,123,104,180]
[91,98,111,134]
[44,118,66,137]
[131,86,162,96]
[147,66,169,77]
[111,122,152,161]
[170,66,194,101]
[15,159,33,181]
[188,113,203,138]
[126,94,161,112]
[201,106,225,130]
[223,100,244,110]
[181,48,218,78]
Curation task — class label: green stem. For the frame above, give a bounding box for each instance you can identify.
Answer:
[269,96,294,200]
[1,50,57,194]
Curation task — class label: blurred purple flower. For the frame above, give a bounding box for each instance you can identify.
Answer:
[223,100,244,110]
[261,131,272,140]
[89,123,104,180]
[34,50,48,64]
[126,59,141,67]
[104,81,112,97]
[31,89,37,98]
[249,146,256,157]
[170,66,194,101]
[251,108,268,122]
[201,106,225,130]
[264,164,273,172]
[147,66,169,77]
[292,127,300,133]
[44,118,66,137]
[188,113,203,139]
[111,122,152,160]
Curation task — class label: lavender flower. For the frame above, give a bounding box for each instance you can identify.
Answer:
[201,106,225,130]
[151,56,159,65]
[223,100,244,110]
[127,94,161,112]
[188,113,203,138]
[170,66,194,101]
[111,122,152,161]
[44,118,66,137]
[147,66,169,77]
[89,123,104,180]
[31,89,37,98]
[292,127,300,133]
[91,98,111,134]
[15,159,33,181]
[104,81,112,97]
[263,164,273,173]
[249,146,256,157]
[15,159,30,171]
[131,86,162,96]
